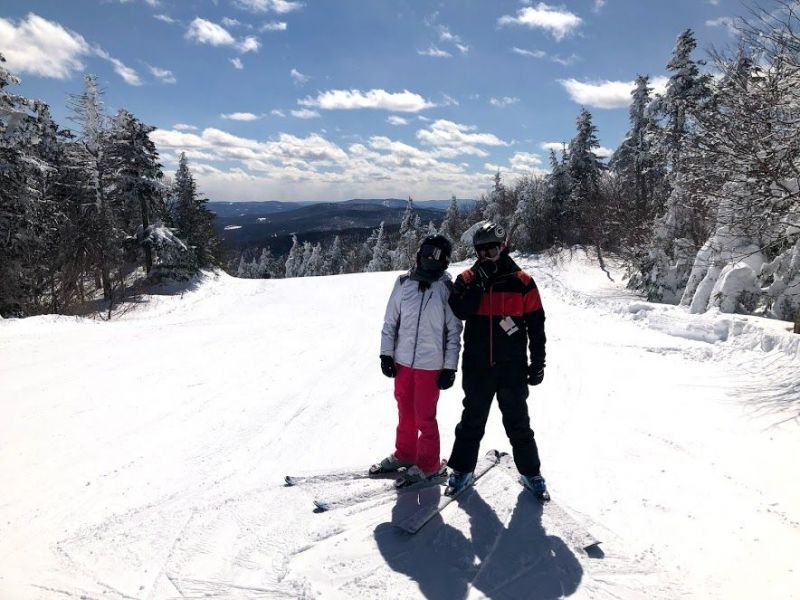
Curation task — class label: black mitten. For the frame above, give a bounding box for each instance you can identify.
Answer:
[527,363,545,386]
[437,369,456,390]
[380,355,396,378]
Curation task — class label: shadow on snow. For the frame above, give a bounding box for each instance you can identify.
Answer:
[374,486,584,599]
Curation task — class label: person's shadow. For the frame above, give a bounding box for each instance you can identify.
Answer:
[374,483,584,599]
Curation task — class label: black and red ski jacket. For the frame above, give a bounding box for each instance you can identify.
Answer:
[449,253,546,371]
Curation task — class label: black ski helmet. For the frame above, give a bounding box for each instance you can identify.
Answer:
[418,234,453,260]
[472,222,506,247]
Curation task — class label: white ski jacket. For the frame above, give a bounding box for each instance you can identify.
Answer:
[380,271,463,371]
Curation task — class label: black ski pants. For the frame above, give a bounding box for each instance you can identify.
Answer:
[447,361,541,476]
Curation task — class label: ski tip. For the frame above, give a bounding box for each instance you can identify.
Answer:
[584,542,604,558]
[284,476,295,486]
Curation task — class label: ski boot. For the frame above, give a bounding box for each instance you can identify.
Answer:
[369,453,413,476]
[394,462,447,489]
[444,469,474,497]
[521,474,550,502]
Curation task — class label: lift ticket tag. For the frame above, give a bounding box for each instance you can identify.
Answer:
[499,316,519,336]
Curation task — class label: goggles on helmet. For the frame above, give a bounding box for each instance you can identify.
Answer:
[420,244,445,261]
[475,242,501,259]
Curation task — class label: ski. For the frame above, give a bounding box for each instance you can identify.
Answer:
[313,469,448,512]
[496,458,601,553]
[284,469,396,487]
[394,449,506,535]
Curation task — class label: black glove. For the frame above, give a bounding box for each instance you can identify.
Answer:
[380,355,396,378]
[471,260,497,290]
[527,363,545,386]
[437,368,456,390]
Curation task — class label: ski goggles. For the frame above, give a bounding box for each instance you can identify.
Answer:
[475,243,501,259]
[420,244,445,261]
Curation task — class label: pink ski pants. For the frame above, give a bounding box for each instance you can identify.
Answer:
[393,364,441,473]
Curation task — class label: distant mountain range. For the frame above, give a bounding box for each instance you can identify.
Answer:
[208,198,475,254]
[208,197,475,219]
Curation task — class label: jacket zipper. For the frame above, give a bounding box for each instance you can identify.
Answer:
[488,284,494,367]
[410,288,429,368]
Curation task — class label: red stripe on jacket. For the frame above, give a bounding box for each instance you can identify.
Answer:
[475,288,542,316]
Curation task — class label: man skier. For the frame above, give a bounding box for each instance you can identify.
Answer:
[372,234,463,488]
[444,222,549,500]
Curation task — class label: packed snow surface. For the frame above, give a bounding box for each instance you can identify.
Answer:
[1,251,799,599]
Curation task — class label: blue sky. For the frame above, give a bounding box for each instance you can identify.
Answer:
[1,0,745,202]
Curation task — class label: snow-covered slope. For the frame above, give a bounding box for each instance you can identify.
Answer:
[1,252,798,599]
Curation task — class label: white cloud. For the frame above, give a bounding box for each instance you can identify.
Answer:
[261,21,288,31]
[498,3,583,41]
[538,141,611,160]
[593,0,607,13]
[185,18,260,53]
[551,53,579,66]
[185,17,235,46]
[173,123,198,131]
[560,77,669,109]
[270,109,286,117]
[651,76,669,96]
[154,125,497,201]
[387,115,409,126]
[593,146,614,158]
[299,89,436,113]
[94,47,142,86]
[418,45,452,58]
[221,112,262,121]
[290,108,320,119]
[509,152,546,174]
[706,17,737,35]
[148,64,176,83]
[234,0,303,14]
[230,57,244,69]
[512,47,547,59]
[154,14,176,24]
[290,68,309,84]
[416,120,509,156]
[490,96,519,108]
[144,0,160,6]
[237,36,260,53]
[541,141,567,153]
[440,94,459,107]
[436,25,469,54]
[0,13,90,79]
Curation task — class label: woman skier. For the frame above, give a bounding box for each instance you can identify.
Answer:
[372,234,463,487]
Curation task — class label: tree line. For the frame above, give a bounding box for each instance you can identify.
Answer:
[3,3,799,329]
[0,59,220,317]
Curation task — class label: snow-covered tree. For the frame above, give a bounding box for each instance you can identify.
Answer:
[284,235,303,277]
[566,109,606,247]
[392,198,419,269]
[367,222,391,272]
[327,235,347,275]
[304,242,325,276]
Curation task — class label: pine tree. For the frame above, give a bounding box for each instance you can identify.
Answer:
[393,198,418,269]
[327,235,347,274]
[170,153,220,268]
[107,109,164,273]
[367,222,391,272]
[639,29,713,302]
[284,234,302,277]
[0,54,49,315]
[68,74,118,301]
[304,242,325,276]
[566,109,605,246]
